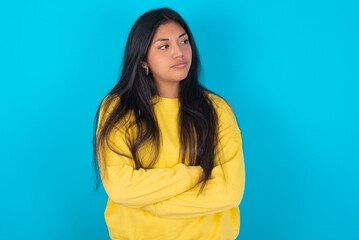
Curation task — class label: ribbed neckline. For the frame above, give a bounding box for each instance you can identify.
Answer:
[159,96,178,100]
[152,95,179,107]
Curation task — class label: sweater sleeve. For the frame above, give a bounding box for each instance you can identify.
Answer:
[97,98,203,209]
[140,100,245,219]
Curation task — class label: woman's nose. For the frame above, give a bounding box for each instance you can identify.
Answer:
[172,43,184,58]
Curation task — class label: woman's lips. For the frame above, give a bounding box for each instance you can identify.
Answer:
[171,62,187,68]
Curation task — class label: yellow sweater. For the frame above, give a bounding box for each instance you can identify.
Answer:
[98,93,245,240]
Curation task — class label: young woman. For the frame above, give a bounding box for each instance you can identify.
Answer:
[93,7,245,240]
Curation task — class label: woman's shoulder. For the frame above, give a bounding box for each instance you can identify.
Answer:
[204,91,240,128]
[99,94,120,115]
[204,91,234,114]
[99,94,135,124]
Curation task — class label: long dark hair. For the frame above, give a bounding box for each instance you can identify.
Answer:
[93,7,227,196]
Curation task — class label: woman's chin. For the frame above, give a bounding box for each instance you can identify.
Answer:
[172,72,189,81]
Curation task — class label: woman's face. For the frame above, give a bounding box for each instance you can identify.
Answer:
[143,21,192,87]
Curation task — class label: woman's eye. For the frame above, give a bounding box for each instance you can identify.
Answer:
[158,39,189,49]
[181,39,189,44]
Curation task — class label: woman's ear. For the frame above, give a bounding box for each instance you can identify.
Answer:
[141,60,148,68]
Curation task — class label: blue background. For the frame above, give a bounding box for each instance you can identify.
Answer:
[1,0,358,239]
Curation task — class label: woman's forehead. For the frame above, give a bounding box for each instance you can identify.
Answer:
[153,21,186,40]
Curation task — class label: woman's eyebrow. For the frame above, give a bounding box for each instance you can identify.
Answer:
[154,32,187,43]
